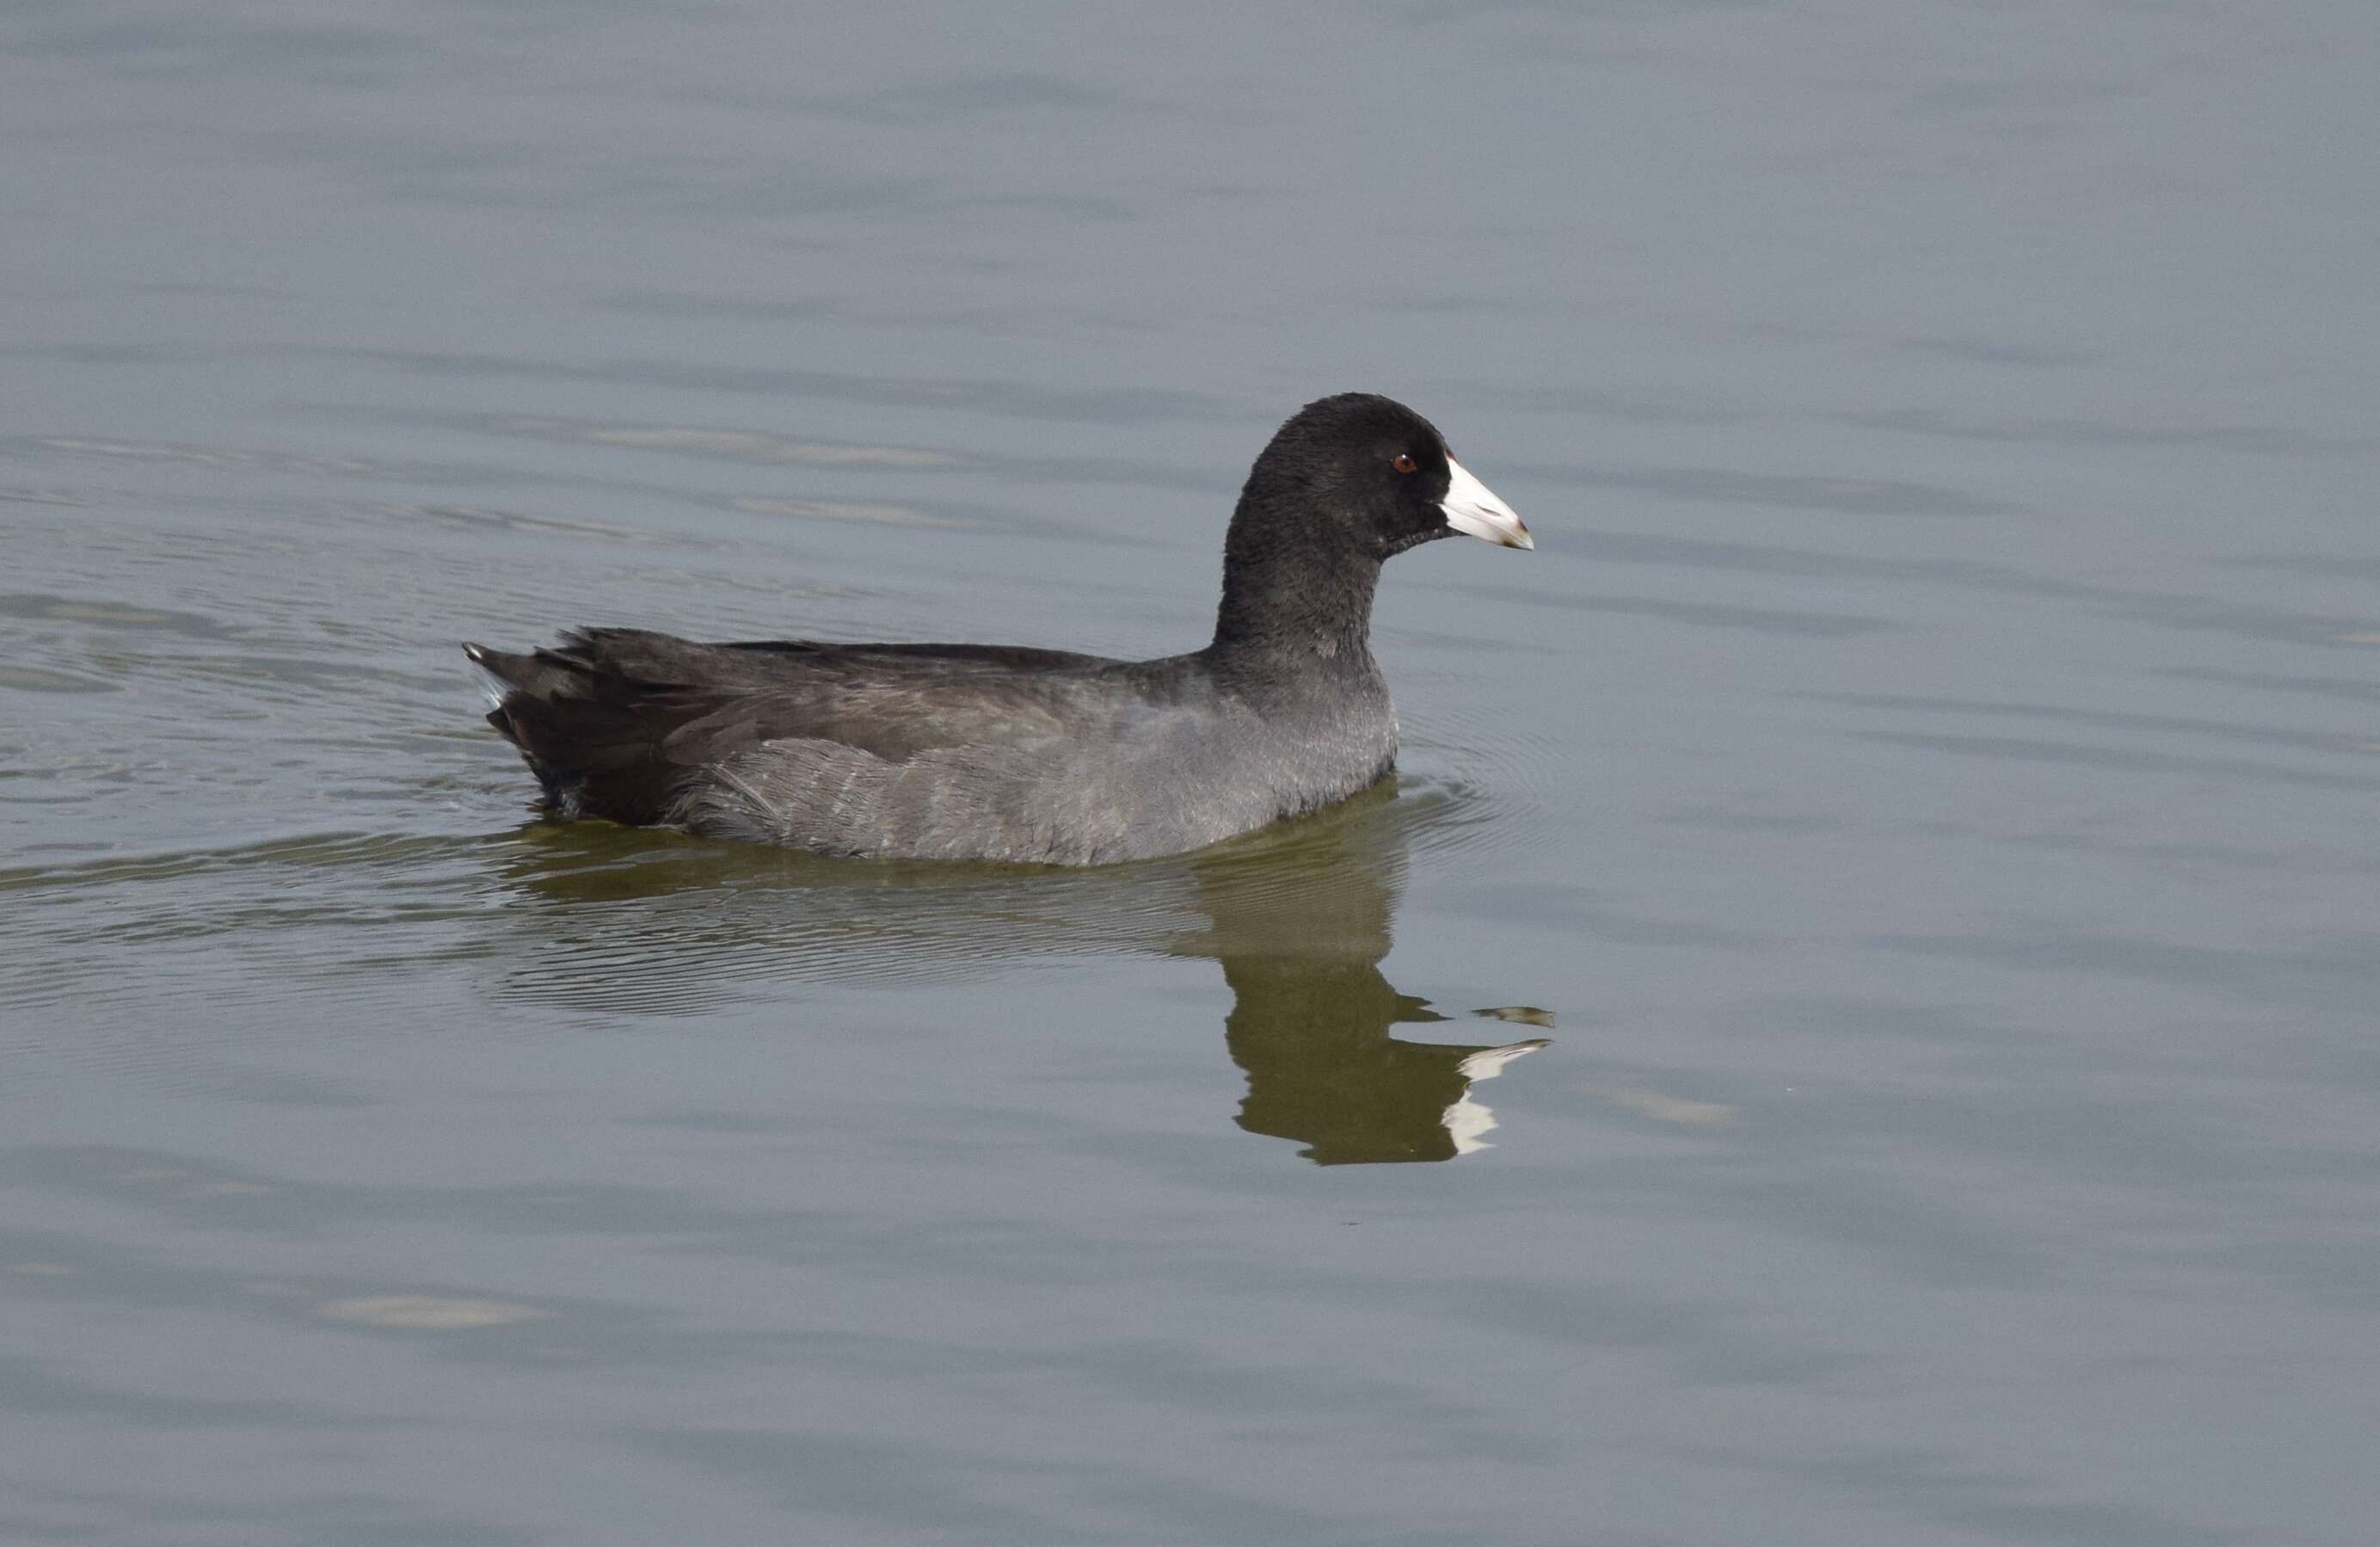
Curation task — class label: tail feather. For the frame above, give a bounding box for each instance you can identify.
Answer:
[462,639,601,700]
[463,637,710,823]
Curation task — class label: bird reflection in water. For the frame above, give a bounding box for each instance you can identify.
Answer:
[1183,817,1547,1164]
[483,780,1547,1164]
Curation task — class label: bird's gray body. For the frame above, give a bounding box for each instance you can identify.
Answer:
[667,645,1401,865]
[474,630,1397,866]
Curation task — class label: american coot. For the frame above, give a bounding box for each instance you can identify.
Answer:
[464,392,1531,865]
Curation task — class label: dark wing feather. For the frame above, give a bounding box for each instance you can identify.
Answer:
[465,629,1126,826]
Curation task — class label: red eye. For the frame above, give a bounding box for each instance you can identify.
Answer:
[1392,453,1417,474]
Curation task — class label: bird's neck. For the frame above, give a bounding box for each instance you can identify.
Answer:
[1207,531,1382,683]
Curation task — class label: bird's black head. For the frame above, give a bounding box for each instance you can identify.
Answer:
[1235,393,1531,564]
[1213,393,1530,663]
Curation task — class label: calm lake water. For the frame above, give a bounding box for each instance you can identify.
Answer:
[5,3,2378,1543]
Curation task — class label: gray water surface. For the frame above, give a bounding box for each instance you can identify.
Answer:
[6,3,2379,1544]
